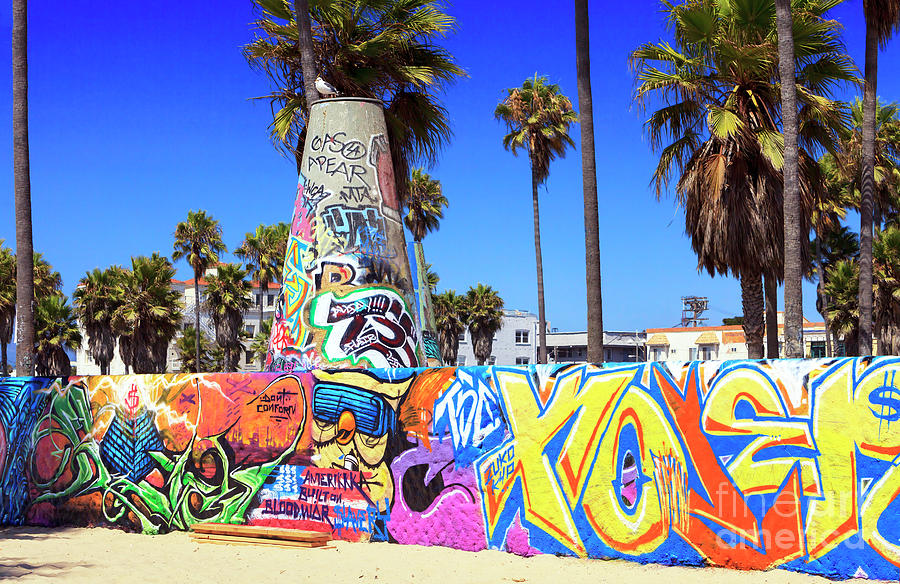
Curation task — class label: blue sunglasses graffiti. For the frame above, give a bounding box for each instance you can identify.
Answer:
[313,382,397,437]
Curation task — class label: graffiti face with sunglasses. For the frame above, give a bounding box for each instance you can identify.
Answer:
[311,371,413,509]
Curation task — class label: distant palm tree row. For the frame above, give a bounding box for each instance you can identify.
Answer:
[433,284,505,366]
[0,214,290,376]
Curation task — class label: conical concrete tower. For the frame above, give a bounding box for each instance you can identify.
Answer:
[265,98,424,370]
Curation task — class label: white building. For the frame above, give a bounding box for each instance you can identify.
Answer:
[546,330,646,363]
[645,313,834,362]
[455,309,543,366]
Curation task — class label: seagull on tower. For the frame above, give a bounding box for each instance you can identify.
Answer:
[315,76,338,97]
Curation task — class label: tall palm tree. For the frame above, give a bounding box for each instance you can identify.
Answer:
[0,242,15,375]
[831,99,900,224]
[73,267,125,375]
[172,210,226,372]
[268,222,291,280]
[293,0,319,107]
[32,252,62,297]
[775,0,803,357]
[114,254,182,374]
[205,263,252,371]
[874,226,900,354]
[235,224,281,335]
[631,0,854,358]
[34,294,81,377]
[424,263,439,293]
[825,259,861,356]
[404,167,448,360]
[245,0,465,193]
[811,159,856,356]
[575,0,604,363]
[859,0,900,355]
[13,0,34,376]
[433,289,466,365]
[495,75,577,364]
[462,284,504,366]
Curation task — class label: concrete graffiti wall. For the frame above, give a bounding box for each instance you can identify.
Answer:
[1,358,899,579]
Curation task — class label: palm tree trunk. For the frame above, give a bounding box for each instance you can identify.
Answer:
[776,0,803,358]
[13,0,34,376]
[816,236,833,357]
[414,240,441,366]
[742,272,765,359]
[858,16,878,356]
[294,0,320,108]
[194,275,202,373]
[530,156,548,364]
[765,274,779,358]
[575,0,603,364]
[1,341,7,376]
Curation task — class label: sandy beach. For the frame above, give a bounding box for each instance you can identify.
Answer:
[0,526,887,584]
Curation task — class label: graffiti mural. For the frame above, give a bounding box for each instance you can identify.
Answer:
[2,358,900,579]
[266,99,424,372]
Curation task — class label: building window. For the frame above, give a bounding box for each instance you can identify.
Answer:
[835,341,846,357]
[516,357,530,365]
[810,340,826,358]
[267,294,275,306]
[245,324,255,336]
[245,350,254,365]
[255,293,262,307]
[515,330,529,344]
[605,349,611,361]
[700,346,715,360]
[456,355,466,366]
[689,347,698,360]
[651,347,666,361]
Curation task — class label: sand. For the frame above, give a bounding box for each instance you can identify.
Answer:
[0,526,889,583]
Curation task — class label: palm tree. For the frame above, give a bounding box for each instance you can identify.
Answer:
[775,0,803,357]
[175,325,218,373]
[495,75,577,364]
[830,99,900,224]
[114,254,182,373]
[293,0,319,106]
[73,267,124,375]
[0,242,15,375]
[631,0,854,358]
[205,263,252,371]
[463,284,504,366]
[268,222,291,280]
[13,0,34,376]
[575,0,604,363]
[825,259,860,356]
[235,224,281,335]
[34,294,81,376]
[404,167,448,356]
[859,0,900,355]
[32,252,62,297]
[172,210,226,372]
[245,0,465,192]
[424,263,439,293]
[874,226,900,354]
[433,290,466,365]
[249,317,273,369]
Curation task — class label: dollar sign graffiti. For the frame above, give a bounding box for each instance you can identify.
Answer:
[868,371,900,432]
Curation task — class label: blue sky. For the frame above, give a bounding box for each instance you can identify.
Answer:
[1,0,899,334]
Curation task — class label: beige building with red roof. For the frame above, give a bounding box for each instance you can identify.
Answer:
[646,313,834,361]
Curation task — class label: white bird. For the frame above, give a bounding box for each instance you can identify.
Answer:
[315,76,338,97]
